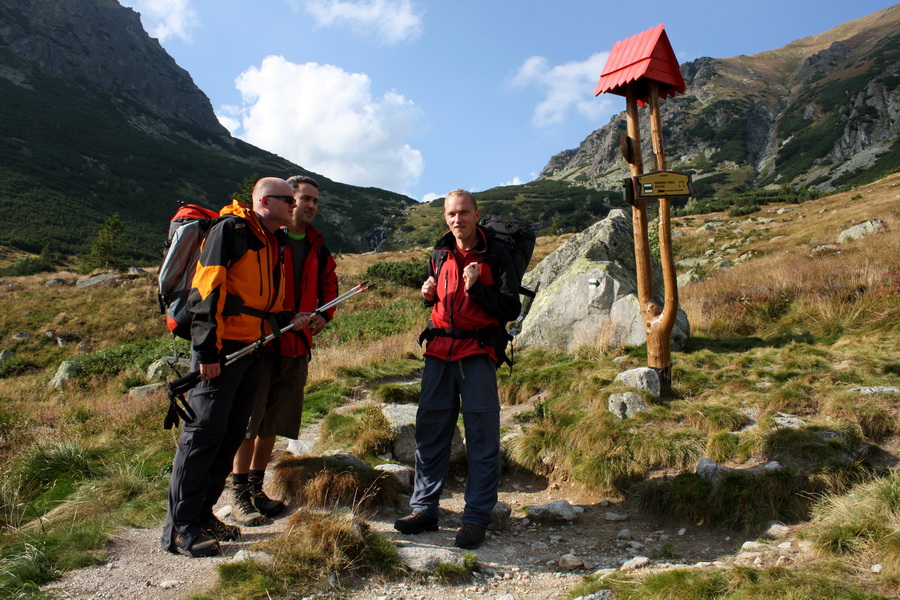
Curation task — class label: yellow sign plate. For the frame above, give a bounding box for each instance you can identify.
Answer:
[634,171,693,199]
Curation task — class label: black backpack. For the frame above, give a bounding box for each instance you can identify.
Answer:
[478,215,537,299]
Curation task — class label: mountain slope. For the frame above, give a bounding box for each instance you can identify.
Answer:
[0,0,415,262]
[540,5,900,199]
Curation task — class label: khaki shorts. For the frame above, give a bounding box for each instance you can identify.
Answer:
[245,352,309,439]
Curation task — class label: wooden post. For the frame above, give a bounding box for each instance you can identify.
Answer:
[646,82,678,390]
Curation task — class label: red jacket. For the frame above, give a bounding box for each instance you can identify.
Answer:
[275,225,338,358]
[424,227,521,363]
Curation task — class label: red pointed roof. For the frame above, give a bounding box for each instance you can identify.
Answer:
[594,23,685,106]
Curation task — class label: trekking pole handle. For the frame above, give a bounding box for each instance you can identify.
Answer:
[223,281,374,365]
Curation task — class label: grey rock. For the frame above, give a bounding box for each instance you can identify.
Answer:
[837,219,887,243]
[696,457,732,483]
[607,392,651,420]
[0,350,14,364]
[230,550,275,565]
[762,522,791,539]
[396,546,464,572]
[128,382,166,397]
[286,439,315,456]
[127,266,146,275]
[528,500,578,522]
[559,554,584,570]
[374,463,413,488]
[620,556,650,572]
[45,278,69,287]
[517,210,689,353]
[773,413,805,429]
[614,367,661,397]
[50,360,82,388]
[849,386,900,395]
[76,273,121,288]
[147,357,192,382]
[490,501,512,531]
[11,332,30,341]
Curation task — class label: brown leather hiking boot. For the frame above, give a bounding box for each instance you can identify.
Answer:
[200,514,240,542]
[232,484,267,526]
[248,480,285,518]
[454,523,486,549]
[171,530,220,558]
[393,510,439,534]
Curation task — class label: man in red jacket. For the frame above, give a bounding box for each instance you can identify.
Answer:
[394,189,520,549]
[229,175,338,523]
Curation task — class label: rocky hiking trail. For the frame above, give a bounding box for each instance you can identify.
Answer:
[42,390,813,600]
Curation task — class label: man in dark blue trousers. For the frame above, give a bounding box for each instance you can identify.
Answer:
[394,189,520,549]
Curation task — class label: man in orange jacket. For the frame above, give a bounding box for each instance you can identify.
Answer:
[230,175,338,524]
[162,177,309,558]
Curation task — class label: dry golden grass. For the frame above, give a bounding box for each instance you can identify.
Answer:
[308,333,421,382]
[270,456,401,514]
[679,175,900,336]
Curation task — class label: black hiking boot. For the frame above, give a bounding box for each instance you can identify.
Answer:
[232,484,267,526]
[171,530,220,558]
[200,513,241,542]
[393,510,439,534]
[248,480,285,518]
[454,523,486,549]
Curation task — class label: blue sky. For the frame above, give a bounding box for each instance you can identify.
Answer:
[118,0,896,202]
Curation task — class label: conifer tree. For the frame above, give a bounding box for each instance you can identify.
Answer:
[85,213,125,270]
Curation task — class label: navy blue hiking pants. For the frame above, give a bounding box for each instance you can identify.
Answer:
[410,354,500,528]
[161,341,260,551]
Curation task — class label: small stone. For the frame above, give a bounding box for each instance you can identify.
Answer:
[871,564,883,574]
[158,580,182,589]
[559,554,585,570]
[603,512,628,521]
[620,556,650,572]
[678,528,686,536]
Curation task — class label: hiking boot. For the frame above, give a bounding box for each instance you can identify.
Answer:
[232,484,267,526]
[200,514,241,542]
[454,523,486,549]
[393,510,439,534]
[172,530,220,558]
[249,480,285,518]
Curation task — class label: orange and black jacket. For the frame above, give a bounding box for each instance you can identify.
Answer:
[275,224,338,358]
[423,227,521,363]
[188,200,286,364]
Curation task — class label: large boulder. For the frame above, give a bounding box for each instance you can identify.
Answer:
[517,210,689,352]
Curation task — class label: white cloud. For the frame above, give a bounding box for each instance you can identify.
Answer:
[119,0,199,43]
[501,176,522,187]
[227,55,424,194]
[510,52,613,127]
[420,192,440,203]
[300,0,423,44]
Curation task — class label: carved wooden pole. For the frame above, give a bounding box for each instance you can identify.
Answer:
[646,82,678,389]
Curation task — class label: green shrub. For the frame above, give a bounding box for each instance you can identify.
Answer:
[365,260,426,288]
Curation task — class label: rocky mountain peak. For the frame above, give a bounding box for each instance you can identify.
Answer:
[0,0,226,133]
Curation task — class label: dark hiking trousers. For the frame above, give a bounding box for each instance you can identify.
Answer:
[410,354,500,528]
[161,341,261,552]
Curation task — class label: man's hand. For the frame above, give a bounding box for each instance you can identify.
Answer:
[421,276,437,301]
[463,262,480,290]
[308,313,327,335]
[291,312,312,331]
[199,362,221,381]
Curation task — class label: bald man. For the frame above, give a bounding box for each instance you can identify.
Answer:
[162,177,310,558]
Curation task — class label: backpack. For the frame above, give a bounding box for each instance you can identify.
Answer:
[157,202,220,340]
[478,215,537,299]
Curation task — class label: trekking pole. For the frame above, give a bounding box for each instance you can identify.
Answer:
[223,280,374,365]
[164,281,375,429]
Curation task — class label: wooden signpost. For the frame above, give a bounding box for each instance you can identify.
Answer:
[595,23,691,391]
